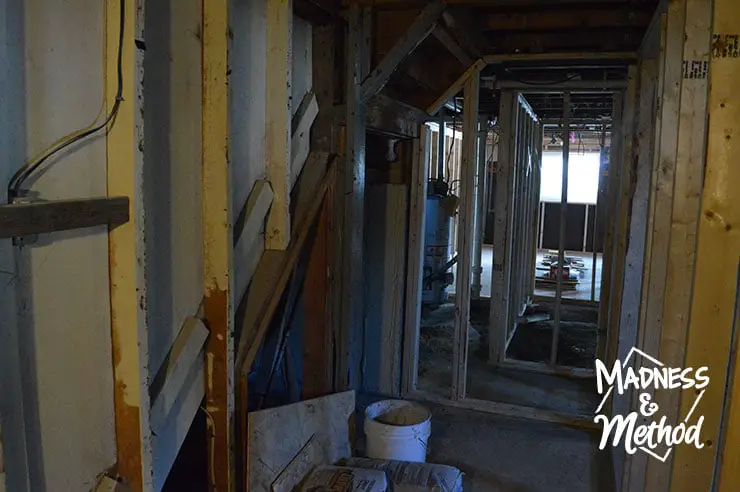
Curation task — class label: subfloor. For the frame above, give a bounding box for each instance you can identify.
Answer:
[356,397,614,492]
[418,301,600,415]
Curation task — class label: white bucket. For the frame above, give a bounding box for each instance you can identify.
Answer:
[364,400,431,463]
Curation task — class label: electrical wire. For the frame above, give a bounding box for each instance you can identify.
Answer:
[442,97,460,184]
[7,0,125,199]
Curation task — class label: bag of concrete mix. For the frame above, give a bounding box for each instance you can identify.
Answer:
[299,466,388,492]
[344,458,463,492]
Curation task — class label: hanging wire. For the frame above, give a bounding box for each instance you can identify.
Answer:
[444,98,458,185]
[7,0,126,199]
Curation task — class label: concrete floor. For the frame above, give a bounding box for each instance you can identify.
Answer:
[451,246,602,302]
[356,396,614,492]
[427,405,614,492]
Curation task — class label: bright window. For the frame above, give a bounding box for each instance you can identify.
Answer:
[539,151,600,204]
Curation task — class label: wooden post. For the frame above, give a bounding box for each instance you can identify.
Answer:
[265,0,293,250]
[597,92,624,364]
[452,72,479,400]
[402,126,430,395]
[645,0,710,489]
[605,65,638,368]
[106,0,154,489]
[338,4,368,390]
[551,92,570,366]
[202,0,234,490]
[489,91,516,364]
[670,0,740,489]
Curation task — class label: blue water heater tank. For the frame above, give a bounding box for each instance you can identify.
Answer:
[423,191,453,305]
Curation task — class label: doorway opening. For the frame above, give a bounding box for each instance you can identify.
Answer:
[406,82,624,422]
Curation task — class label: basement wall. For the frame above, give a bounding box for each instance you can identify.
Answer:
[0,1,116,491]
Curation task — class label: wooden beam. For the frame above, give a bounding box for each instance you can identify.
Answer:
[360,0,446,102]
[338,5,368,390]
[426,58,487,115]
[645,0,709,489]
[202,0,234,490]
[604,67,638,368]
[670,0,740,488]
[402,125,430,395]
[452,72,479,400]
[485,28,645,55]
[106,0,154,489]
[234,180,274,304]
[432,25,474,66]
[345,0,645,5]
[265,0,293,250]
[482,9,652,31]
[0,196,129,239]
[291,92,319,188]
[489,91,516,364]
[483,51,637,64]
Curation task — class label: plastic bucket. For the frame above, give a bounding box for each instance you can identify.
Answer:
[364,400,431,463]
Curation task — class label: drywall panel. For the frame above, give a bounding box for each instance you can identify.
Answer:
[248,391,355,492]
[144,0,205,378]
[292,15,313,119]
[230,0,267,214]
[0,1,31,490]
[11,0,116,489]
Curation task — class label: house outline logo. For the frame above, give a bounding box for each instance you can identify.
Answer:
[594,347,708,462]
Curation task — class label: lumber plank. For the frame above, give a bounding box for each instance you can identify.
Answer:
[234,180,274,304]
[265,0,293,250]
[202,0,235,489]
[105,0,154,488]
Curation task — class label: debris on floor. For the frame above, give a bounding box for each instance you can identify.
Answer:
[299,466,387,491]
[248,392,464,492]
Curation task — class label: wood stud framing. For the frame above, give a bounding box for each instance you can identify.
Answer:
[402,126,430,395]
[359,0,446,103]
[451,72,480,400]
[489,92,516,364]
[338,5,368,391]
[202,0,235,489]
[265,0,293,251]
[488,92,540,366]
[670,0,740,488]
[643,0,711,488]
[106,0,154,489]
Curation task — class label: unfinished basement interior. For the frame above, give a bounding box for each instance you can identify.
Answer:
[1,0,740,491]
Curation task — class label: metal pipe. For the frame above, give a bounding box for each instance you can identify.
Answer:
[551,92,571,366]
[437,120,446,180]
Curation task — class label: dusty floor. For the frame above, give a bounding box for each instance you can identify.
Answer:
[355,397,614,492]
[418,301,600,414]
[426,405,614,492]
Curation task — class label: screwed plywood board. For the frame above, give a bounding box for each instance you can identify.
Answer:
[248,391,355,492]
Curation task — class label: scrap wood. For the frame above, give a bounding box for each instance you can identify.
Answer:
[236,153,337,377]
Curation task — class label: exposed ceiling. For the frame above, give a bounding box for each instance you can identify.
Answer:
[352,0,659,119]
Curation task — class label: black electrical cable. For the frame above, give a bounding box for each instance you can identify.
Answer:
[7,0,125,200]
[445,98,458,184]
